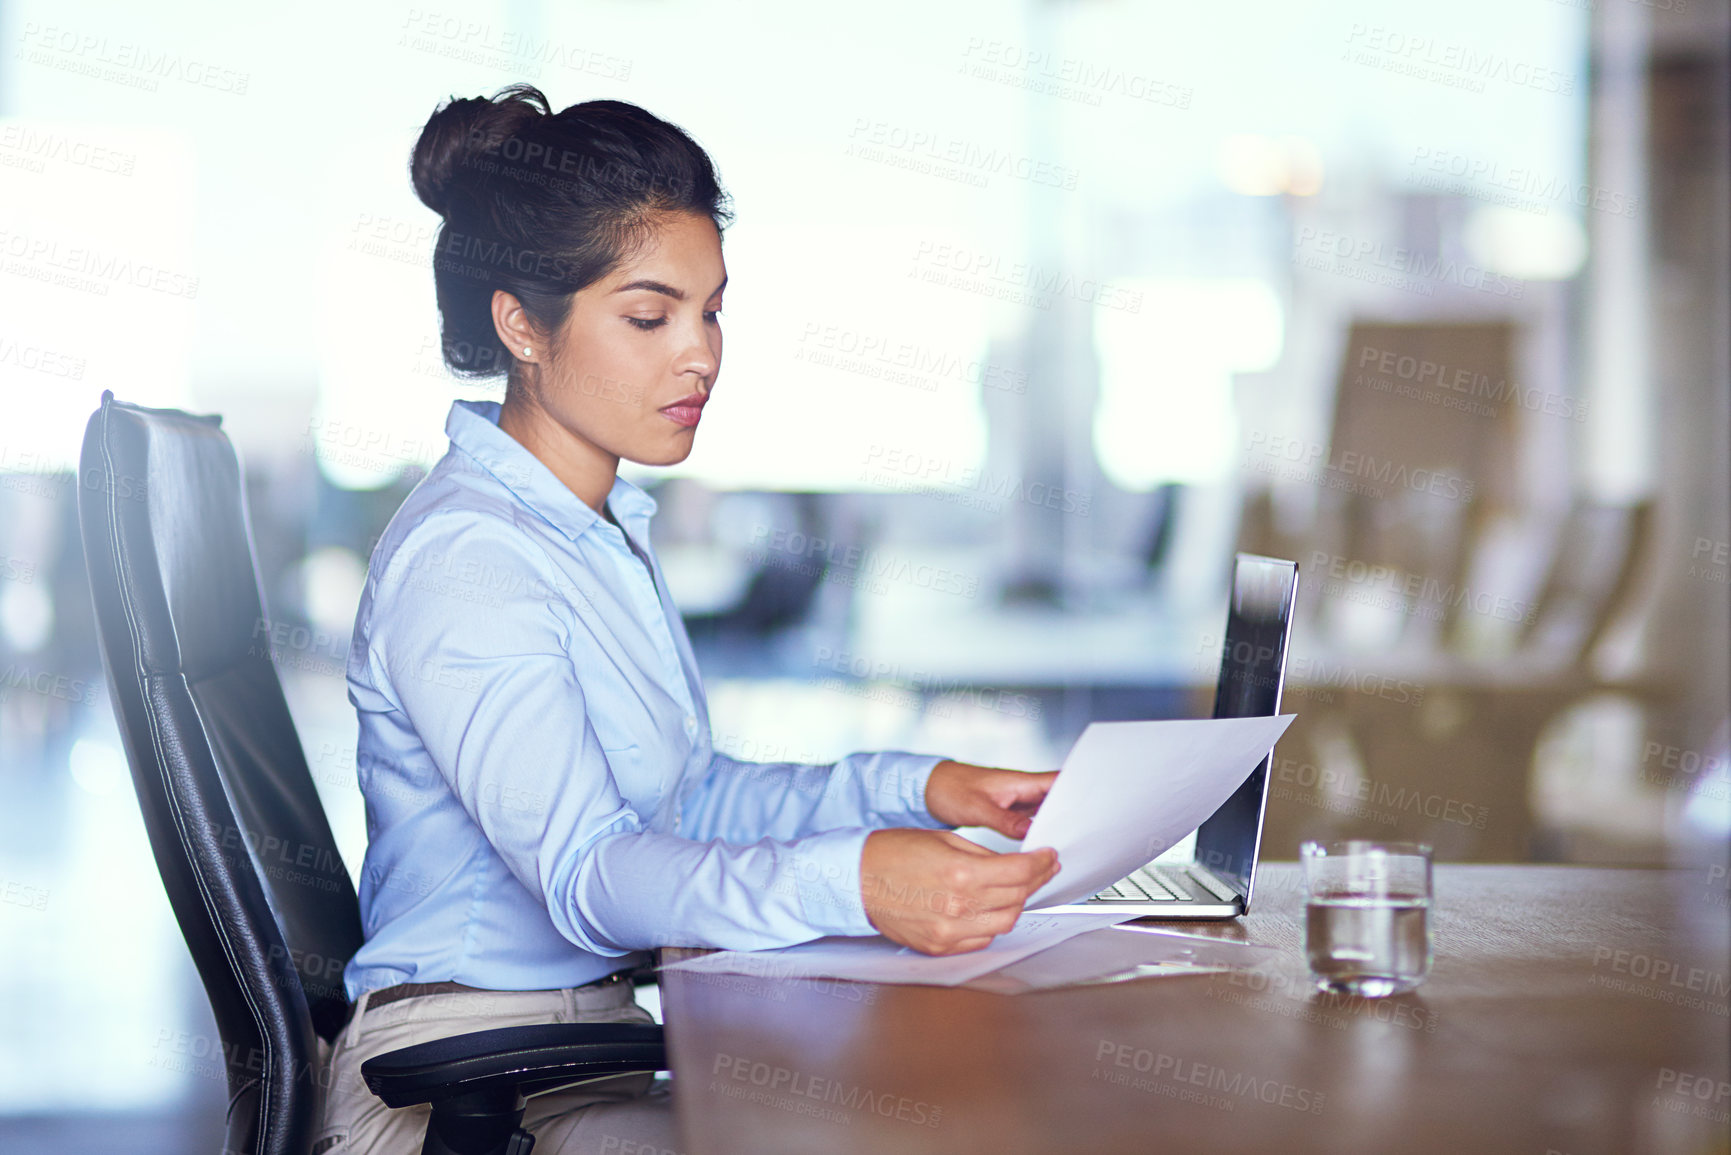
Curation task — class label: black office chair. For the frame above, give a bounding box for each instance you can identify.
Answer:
[78,392,666,1155]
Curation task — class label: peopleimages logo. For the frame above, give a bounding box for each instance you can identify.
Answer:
[0,878,50,912]
[957,37,1193,110]
[1640,740,1729,802]
[1341,24,1574,96]
[1268,754,1489,830]
[710,1054,943,1128]
[796,321,1029,395]
[397,11,633,83]
[1353,344,1587,422]
[436,228,574,285]
[0,225,201,298]
[1093,1040,1325,1114]
[1245,431,1475,503]
[1589,947,1729,1017]
[0,123,138,176]
[0,335,88,379]
[1310,550,1536,624]
[909,241,1144,313]
[1407,146,1638,219]
[1292,226,1524,299]
[861,444,1092,516]
[748,525,980,599]
[0,664,100,707]
[811,645,1043,720]
[845,118,1080,191]
[16,21,252,95]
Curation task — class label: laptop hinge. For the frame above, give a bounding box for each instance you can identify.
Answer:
[1187,865,1244,905]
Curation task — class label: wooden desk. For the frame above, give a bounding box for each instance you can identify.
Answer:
[661,865,1731,1154]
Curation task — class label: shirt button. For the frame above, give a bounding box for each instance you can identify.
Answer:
[682,714,697,737]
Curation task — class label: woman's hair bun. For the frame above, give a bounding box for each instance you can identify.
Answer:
[410,83,550,218]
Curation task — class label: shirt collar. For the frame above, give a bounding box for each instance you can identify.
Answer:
[443,399,659,544]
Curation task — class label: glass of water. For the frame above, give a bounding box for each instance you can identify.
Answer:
[1301,840,1433,998]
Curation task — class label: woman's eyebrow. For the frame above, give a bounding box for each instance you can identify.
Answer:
[614,278,685,300]
[613,274,727,301]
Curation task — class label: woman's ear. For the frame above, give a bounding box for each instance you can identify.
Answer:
[490,290,540,364]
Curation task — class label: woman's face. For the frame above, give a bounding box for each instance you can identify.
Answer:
[525,211,726,469]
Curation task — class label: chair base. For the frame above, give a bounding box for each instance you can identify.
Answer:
[420,1088,533,1155]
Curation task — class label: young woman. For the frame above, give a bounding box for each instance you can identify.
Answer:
[315,84,1060,1153]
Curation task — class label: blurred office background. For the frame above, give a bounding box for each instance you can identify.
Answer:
[1,0,1726,1148]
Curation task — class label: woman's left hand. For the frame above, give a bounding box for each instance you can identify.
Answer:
[924,760,1058,840]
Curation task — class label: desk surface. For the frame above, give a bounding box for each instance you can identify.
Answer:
[660,864,1731,1155]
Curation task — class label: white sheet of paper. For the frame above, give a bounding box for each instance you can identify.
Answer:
[961,923,1280,994]
[1020,714,1297,908]
[659,910,1138,987]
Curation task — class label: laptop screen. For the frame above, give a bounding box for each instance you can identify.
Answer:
[1192,554,1299,908]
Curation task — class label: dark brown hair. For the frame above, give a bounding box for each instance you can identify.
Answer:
[410,83,732,380]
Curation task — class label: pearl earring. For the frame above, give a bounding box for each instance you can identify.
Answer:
[522,346,532,357]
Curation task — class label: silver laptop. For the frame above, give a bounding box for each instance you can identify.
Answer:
[1054,553,1299,919]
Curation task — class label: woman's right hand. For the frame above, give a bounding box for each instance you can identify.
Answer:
[859,829,1060,955]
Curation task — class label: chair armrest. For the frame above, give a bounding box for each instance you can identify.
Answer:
[361,1022,667,1109]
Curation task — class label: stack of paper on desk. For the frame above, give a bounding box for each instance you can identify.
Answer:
[661,715,1294,989]
[659,917,1276,993]
[960,924,1278,994]
[660,911,1138,988]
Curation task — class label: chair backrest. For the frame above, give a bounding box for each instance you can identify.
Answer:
[1329,320,1522,507]
[1518,498,1655,666]
[78,391,362,1155]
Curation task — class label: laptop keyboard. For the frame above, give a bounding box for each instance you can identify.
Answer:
[1091,865,1238,904]
[1094,866,1186,902]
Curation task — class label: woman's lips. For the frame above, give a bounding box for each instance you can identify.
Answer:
[660,393,707,428]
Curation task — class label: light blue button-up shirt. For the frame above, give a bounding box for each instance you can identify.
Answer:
[342,399,949,999]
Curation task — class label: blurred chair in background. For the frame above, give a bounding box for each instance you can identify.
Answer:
[1240,323,1667,861]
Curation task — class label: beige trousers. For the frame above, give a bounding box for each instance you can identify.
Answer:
[313,980,679,1154]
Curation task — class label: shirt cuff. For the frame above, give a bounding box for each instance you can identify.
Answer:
[778,827,878,937]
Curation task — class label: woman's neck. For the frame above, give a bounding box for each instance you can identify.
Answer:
[497,391,619,514]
